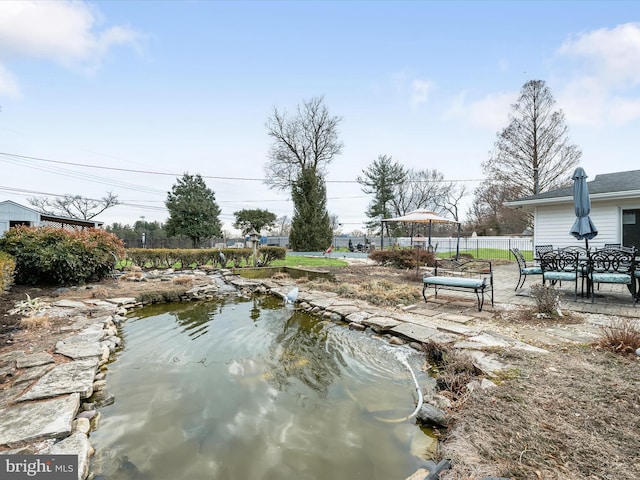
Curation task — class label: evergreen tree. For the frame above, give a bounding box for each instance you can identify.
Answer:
[289,168,332,251]
[165,173,222,247]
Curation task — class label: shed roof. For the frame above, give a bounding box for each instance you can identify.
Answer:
[0,200,104,228]
[505,169,640,209]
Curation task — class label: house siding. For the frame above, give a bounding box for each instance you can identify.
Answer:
[533,198,640,249]
[0,201,41,235]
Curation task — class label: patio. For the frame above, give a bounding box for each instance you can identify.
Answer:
[492,262,639,318]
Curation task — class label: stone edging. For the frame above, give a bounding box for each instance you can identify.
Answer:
[0,268,548,479]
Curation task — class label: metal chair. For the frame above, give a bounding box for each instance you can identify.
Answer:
[510,247,542,290]
[588,247,636,305]
[539,249,580,300]
[534,244,554,259]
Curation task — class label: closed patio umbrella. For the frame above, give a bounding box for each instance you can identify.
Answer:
[569,167,598,249]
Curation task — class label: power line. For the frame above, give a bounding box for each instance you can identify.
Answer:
[0,151,484,184]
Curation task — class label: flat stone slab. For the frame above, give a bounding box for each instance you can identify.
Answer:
[0,393,79,446]
[438,313,475,324]
[408,306,442,317]
[391,323,439,342]
[0,350,25,368]
[55,340,103,360]
[326,305,361,317]
[306,296,339,309]
[18,359,98,401]
[104,297,138,306]
[361,316,401,332]
[344,311,371,324]
[43,431,91,480]
[16,352,54,369]
[14,364,55,386]
[52,300,88,309]
[453,333,511,350]
[467,351,509,376]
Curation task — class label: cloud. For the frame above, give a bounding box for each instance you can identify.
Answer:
[444,90,517,131]
[0,63,20,98]
[0,0,141,87]
[410,79,433,109]
[555,23,640,126]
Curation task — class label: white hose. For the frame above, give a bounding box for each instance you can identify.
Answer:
[374,358,424,423]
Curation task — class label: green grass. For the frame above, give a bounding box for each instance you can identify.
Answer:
[271,255,348,267]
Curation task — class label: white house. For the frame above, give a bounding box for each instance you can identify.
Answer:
[0,200,104,236]
[504,169,640,251]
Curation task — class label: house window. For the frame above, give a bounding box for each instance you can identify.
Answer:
[622,209,640,252]
[9,221,31,228]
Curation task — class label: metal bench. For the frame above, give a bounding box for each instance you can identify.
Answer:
[422,258,493,311]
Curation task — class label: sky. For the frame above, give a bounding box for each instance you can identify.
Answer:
[1,1,640,236]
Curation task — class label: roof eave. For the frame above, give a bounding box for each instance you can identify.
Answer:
[505,189,640,210]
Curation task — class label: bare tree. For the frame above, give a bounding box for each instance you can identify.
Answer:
[391,169,449,216]
[435,183,467,222]
[264,96,343,190]
[467,182,529,235]
[482,79,581,197]
[28,192,120,220]
[266,215,291,236]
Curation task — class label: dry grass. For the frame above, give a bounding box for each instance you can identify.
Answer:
[91,287,110,299]
[422,340,479,400]
[271,272,290,280]
[172,275,194,286]
[120,271,145,281]
[440,346,640,480]
[598,317,640,354]
[19,314,51,330]
[307,277,422,306]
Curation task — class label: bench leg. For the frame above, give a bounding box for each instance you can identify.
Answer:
[475,288,484,311]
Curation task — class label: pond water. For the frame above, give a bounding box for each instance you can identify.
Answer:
[90,295,436,480]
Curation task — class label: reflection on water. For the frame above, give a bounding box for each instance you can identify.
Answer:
[90,296,436,480]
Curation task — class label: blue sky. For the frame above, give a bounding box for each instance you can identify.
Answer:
[1,1,639,235]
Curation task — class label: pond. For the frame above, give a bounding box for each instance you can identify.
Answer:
[89,295,436,480]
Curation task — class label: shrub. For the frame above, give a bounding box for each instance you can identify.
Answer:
[0,251,15,293]
[598,318,640,354]
[530,283,561,317]
[122,247,285,269]
[369,248,435,269]
[0,226,124,286]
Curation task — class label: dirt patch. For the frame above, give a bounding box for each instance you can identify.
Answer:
[1,265,640,479]
[440,346,640,480]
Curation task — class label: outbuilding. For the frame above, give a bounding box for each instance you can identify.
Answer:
[0,200,104,236]
[504,169,640,251]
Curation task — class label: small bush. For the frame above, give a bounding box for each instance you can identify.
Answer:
[530,283,561,317]
[369,248,435,269]
[0,251,15,293]
[598,318,640,354]
[0,226,124,286]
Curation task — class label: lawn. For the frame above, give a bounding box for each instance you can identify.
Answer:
[271,255,348,267]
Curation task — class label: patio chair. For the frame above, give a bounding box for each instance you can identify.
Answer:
[534,244,554,260]
[588,247,636,305]
[510,247,542,290]
[539,249,581,300]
